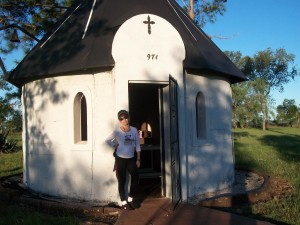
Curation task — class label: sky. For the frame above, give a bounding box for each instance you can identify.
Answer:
[2,0,300,110]
[202,0,300,109]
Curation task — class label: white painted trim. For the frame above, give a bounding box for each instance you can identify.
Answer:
[82,0,97,39]
[69,86,93,151]
[40,4,81,48]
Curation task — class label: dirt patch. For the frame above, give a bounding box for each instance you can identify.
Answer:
[0,175,121,225]
[197,175,294,208]
[1,196,120,225]
[0,200,119,225]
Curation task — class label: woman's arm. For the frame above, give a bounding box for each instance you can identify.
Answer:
[105,131,118,148]
[134,127,141,168]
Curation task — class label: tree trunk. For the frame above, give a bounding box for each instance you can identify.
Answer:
[262,102,266,130]
[189,0,195,21]
[262,88,271,131]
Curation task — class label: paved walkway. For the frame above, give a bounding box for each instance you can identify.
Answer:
[115,198,274,225]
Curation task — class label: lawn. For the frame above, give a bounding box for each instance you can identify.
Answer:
[233,127,300,225]
[0,132,22,178]
[0,205,78,225]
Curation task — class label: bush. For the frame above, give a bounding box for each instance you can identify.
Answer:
[0,125,17,153]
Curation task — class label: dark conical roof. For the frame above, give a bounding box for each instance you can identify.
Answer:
[6,0,246,87]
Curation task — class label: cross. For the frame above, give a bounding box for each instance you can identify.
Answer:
[143,16,155,35]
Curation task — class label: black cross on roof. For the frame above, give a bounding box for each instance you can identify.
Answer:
[143,15,155,35]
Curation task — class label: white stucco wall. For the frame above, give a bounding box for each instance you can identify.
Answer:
[185,73,234,197]
[22,72,120,202]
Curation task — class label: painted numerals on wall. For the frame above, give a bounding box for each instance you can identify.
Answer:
[147,54,158,60]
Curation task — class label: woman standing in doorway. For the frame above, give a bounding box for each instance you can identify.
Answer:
[106,110,141,210]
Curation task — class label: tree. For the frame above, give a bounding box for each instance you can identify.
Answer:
[226,51,260,128]
[297,105,300,128]
[230,48,299,130]
[1,0,74,54]
[0,72,21,131]
[276,99,299,127]
[181,0,227,27]
[248,48,298,130]
[226,49,299,130]
[0,125,17,153]
[231,81,261,128]
[0,64,21,131]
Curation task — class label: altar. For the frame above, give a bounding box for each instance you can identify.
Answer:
[139,145,161,178]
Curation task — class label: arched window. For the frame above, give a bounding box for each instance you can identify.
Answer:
[74,92,87,143]
[196,92,206,139]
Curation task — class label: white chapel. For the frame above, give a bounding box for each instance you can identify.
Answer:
[6,0,246,206]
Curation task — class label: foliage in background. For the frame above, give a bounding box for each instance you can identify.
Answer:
[231,80,262,128]
[0,0,75,54]
[0,125,17,153]
[227,49,299,129]
[246,48,298,130]
[181,0,227,28]
[228,51,262,128]
[276,99,300,127]
[0,75,22,132]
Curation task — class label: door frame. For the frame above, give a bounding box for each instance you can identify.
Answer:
[169,76,182,209]
[128,81,168,197]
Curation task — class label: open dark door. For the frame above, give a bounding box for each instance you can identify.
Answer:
[169,76,182,210]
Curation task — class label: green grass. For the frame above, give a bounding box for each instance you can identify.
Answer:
[234,127,300,225]
[0,132,23,178]
[0,205,78,225]
[0,151,23,178]
[7,132,23,146]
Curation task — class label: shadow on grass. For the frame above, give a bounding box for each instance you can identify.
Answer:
[233,131,255,139]
[1,167,22,175]
[258,130,300,164]
[233,131,260,171]
[233,128,300,168]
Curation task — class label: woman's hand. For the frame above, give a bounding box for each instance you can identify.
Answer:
[136,160,141,168]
